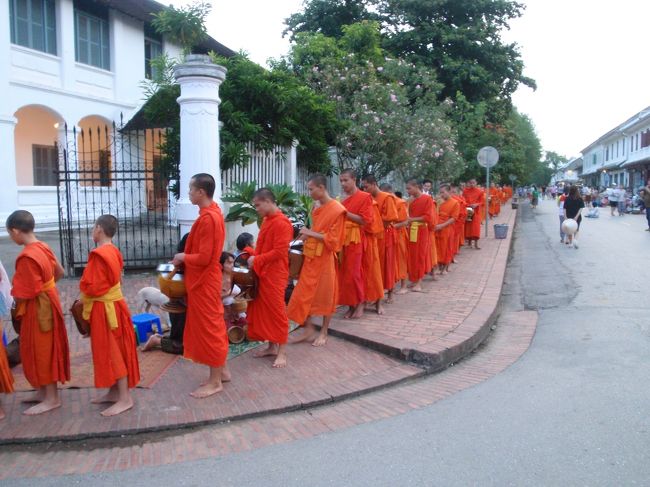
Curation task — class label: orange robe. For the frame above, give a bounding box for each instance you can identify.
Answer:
[338,190,374,306]
[363,200,385,302]
[0,342,14,394]
[247,211,294,344]
[374,191,399,290]
[428,198,439,271]
[287,200,346,324]
[452,194,467,253]
[184,202,228,368]
[463,187,485,240]
[436,198,460,265]
[407,195,434,282]
[11,242,70,388]
[80,244,140,389]
[394,198,409,281]
[489,188,500,217]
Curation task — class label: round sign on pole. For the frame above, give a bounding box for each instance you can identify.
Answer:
[477,146,499,168]
[508,174,516,182]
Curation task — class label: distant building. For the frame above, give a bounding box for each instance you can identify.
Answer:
[1,0,234,227]
[550,157,582,186]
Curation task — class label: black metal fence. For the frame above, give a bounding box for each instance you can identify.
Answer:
[57,118,178,275]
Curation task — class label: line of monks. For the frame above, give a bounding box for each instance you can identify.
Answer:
[0,172,511,421]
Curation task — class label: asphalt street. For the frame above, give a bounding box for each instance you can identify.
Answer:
[6,198,650,487]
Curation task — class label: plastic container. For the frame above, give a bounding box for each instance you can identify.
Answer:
[494,224,509,239]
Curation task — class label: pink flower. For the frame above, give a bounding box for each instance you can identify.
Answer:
[390,94,398,102]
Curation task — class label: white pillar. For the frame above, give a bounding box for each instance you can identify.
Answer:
[285,140,298,189]
[0,116,19,225]
[173,54,226,234]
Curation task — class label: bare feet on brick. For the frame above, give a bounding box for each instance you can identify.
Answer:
[272,348,287,368]
[23,398,61,416]
[190,382,223,399]
[312,332,328,347]
[254,343,278,358]
[100,397,134,417]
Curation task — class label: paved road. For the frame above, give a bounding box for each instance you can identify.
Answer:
[7,199,650,486]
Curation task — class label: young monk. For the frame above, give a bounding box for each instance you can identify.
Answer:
[247,188,294,368]
[80,215,140,416]
[338,169,374,319]
[6,210,70,415]
[435,184,460,274]
[489,183,501,218]
[405,180,434,292]
[451,184,467,257]
[172,173,229,398]
[427,193,439,280]
[384,187,409,295]
[363,197,385,314]
[362,175,398,305]
[463,179,486,249]
[288,174,346,347]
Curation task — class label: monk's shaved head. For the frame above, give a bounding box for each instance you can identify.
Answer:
[6,210,35,232]
[362,174,377,185]
[379,183,393,192]
[406,178,421,188]
[439,183,451,192]
[308,174,328,189]
[191,173,216,198]
[95,214,118,238]
[253,188,276,203]
[340,168,357,180]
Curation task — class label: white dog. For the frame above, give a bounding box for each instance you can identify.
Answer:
[135,287,170,329]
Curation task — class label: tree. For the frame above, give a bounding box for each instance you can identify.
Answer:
[151,1,211,55]
[544,151,568,173]
[284,0,377,40]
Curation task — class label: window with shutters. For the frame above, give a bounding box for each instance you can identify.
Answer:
[144,23,163,80]
[32,144,58,186]
[9,0,57,55]
[98,150,111,186]
[74,2,110,70]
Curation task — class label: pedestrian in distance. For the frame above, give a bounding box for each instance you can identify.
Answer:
[640,179,650,231]
[563,186,585,249]
[558,188,569,244]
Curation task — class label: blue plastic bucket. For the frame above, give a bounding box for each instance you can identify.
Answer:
[494,224,508,239]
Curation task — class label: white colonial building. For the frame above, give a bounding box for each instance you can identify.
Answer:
[0,0,234,229]
[580,106,650,190]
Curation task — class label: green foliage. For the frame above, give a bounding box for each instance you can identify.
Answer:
[284,0,378,40]
[151,1,210,55]
[223,182,311,228]
[544,151,568,172]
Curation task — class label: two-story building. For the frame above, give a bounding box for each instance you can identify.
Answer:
[0,0,234,228]
[579,105,650,190]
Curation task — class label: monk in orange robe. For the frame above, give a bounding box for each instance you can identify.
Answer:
[288,174,346,347]
[435,185,461,273]
[362,175,398,307]
[172,174,229,398]
[451,184,467,257]
[80,215,140,416]
[6,210,70,415]
[489,183,501,217]
[247,188,294,368]
[363,199,386,313]
[463,179,486,249]
[381,185,409,295]
[337,169,374,319]
[405,179,434,292]
[428,196,439,278]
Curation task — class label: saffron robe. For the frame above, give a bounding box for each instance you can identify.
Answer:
[407,195,434,282]
[394,198,409,281]
[489,187,501,217]
[80,244,140,388]
[338,190,374,306]
[435,198,460,265]
[247,211,294,344]
[374,191,398,290]
[463,187,486,240]
[428,198,439,271]
[0,342,14,393]
[184,202,228,368]
[451,194,467,254]
[11,242,70,388]
[363,200,385,302]
[287,200,346,324]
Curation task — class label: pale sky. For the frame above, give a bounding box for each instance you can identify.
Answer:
[171,0,650,159]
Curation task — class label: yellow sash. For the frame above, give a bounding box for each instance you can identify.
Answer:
[303,237,324,258]
[343,221,362,246]
[14,278,55,333]
[409,222,426,243]
[81,283,123,330]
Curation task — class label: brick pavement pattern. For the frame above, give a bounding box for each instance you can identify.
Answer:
[0,206,515,448]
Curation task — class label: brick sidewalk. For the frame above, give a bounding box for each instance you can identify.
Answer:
[0,205,515,445]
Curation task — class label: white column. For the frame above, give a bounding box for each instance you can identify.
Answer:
[285,140,298,189]
[58,0,76,91]
[0,116,19,224]
[173,54,226,234]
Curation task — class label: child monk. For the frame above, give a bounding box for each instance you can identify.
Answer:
[362,175,399,306]
[247,188,294,367]
[288,174,346,347]
[79,215,140,416]
[6,210,70,415]
[435,184,460,274]
[338,169,374,319]
[450,184,467,258]
[381,185,409,296]
[172,173,229,398]
[405,180,434,293]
